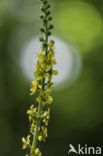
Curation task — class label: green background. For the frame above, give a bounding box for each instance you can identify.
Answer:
[0,0,103,155]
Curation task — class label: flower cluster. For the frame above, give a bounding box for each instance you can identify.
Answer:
[22,0,58,156]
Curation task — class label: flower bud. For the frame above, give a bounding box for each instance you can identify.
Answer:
[41,7,45,12]
[43,42,47,47]
[39,37,45,42]
[43,18,47,24]
[50,40,55,44]
[48,24,54,30]
[46,10,51,16]
[43,0,48,5]
[47,31,51,36]
[40,14,44,19]
[46,4,51,9]
[48,17,52,21]
[40,28,45,33]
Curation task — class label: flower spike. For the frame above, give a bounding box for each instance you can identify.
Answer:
[22,0,58,155]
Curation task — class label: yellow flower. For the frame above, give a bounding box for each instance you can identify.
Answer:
[43,119,48,126]
[36,89,53,105]
[45,89,51,96]
[46,96,53,104]
[47,81,53,88]
[30,105,34,109]
[27,106,37,115]
[22,137,26,143]
[44,73,49,78]
[37,49,44,60]
[51,58,56,65]
[27,110,32,115]
[30,123,35,134]
[36,96,41,103]
[52,70,58,75]
[33,107,37,112]
[22,139,27,149]
[22,135,30,149]
[48,42,54,48]
[26,135,31,144]
[30,81,37,95]
[35,148,39,154]
[47,51,54,58]
[29,115,35,122]
[27,105,39,120]
[44,108,50,117]
[38,136,43,141]
[44,111,48,116]
[34,68,44,81]
[38,84,42,89]
[46,115,50,120]
[41,126,48,140]
[40,89,51,96]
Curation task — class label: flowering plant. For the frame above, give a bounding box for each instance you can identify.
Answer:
[22,0,58,156]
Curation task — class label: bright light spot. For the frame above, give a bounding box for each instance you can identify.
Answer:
[20,36,81,89]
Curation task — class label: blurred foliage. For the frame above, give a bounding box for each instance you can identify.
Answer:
[0,0,103,156]
[54,1,102,52]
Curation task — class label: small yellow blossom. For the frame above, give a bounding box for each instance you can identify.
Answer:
[27,110,32,115]
[41,126,48,139]
[30,81,37,95]
[51,58,56,65]
[38,136,43,141]
[35,148,39,154]
[46,96,53,104]
[47,115,50,120]
[43,119,48,126]
[37,49,44,60]
[44,111,48,116]
[52,70,58,75]
[38,84,42,89]
[48,42,54,48]
[22,135,30,149]
[27,106,40,120]
[30,123,35,134]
